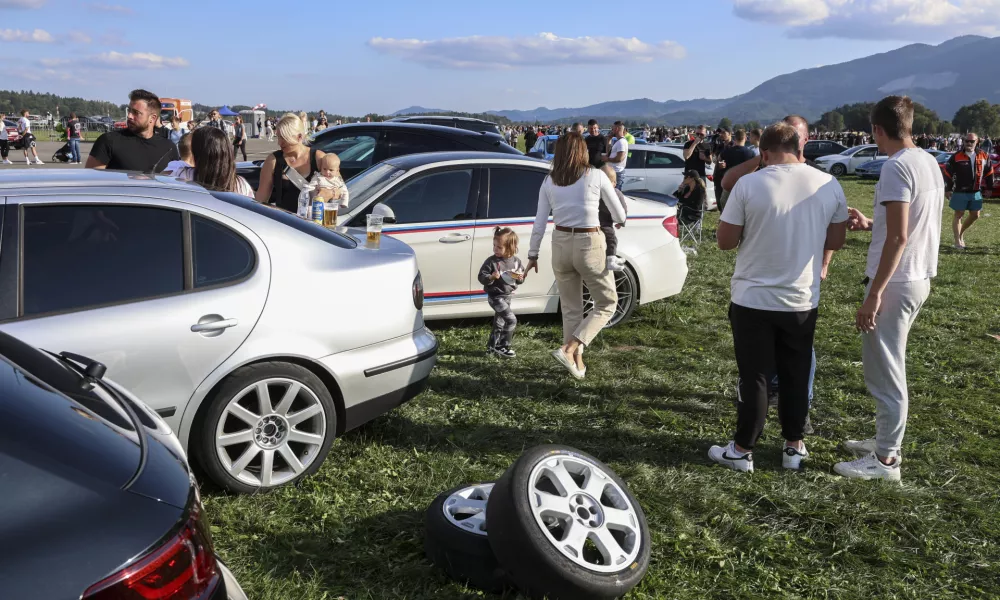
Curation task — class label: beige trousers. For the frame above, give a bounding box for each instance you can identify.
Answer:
[551,230,618,346]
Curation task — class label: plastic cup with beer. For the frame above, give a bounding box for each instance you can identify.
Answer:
[323,203,339,227]
[366,214,383,244]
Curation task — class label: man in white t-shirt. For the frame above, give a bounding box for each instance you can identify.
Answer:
[602,121,628,190]
[709,122,848,474]
[17,110,42,165]
[833,95,943,482]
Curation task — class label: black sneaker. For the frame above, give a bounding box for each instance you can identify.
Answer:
[494,346,516,358]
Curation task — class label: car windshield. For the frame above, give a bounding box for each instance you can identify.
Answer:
[346,163,407,213]
[840,147,858,156]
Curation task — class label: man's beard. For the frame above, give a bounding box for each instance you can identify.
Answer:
[127,119,146,134]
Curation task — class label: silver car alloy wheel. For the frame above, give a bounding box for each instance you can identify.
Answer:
[442,483,494,536]
[526,454,641,573]
[214,377,327,487]
[582,269,634,327]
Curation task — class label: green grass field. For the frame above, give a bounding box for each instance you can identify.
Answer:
[207,176,1000,600]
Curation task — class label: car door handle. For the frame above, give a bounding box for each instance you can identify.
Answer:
[439,234,471,243]
[191,318,238,333]
[625,176,644,183]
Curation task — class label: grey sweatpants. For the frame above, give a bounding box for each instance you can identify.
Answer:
[862,278,931,458]
[487,295,517,349]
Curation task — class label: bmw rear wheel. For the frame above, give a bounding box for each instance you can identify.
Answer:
[582,265,638,328]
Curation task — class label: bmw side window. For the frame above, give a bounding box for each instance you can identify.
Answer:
[379,169,474,224]
[315,134,376,170]
[388,132,468,158]
[192,216,256,288]
[625,150,646,169]
[21,205,184,316]
[647,153,684,169]
[487,169,547,219]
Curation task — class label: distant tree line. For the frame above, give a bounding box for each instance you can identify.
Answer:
[0,89,122,118]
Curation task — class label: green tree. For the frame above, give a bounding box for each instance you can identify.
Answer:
[822,111,845,132]
[718,117,732,130]
[744,120,761,132]
[952,100,1000,137]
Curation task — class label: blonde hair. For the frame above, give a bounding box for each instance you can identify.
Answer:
[493,226,519,258]
[600,164,617,186]
[275,113,306,145]
[298,111,309,130]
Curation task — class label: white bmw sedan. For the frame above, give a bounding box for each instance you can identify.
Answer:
[619,144,717,211]
[813,144,887,176]
[337,152,689,326]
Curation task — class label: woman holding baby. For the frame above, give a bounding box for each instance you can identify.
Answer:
[255,113,346,212]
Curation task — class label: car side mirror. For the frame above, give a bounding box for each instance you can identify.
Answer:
[527,151,545,159]
[371,203,397,224]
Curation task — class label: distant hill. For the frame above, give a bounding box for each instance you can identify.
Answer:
[416,35,1000,125]
[392,106,450,116]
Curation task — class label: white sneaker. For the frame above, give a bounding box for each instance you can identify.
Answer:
[34,159,43,165]
[2,159,11,165]
[782,444,809,470]
[708,441,753,473]
[833,452,901,481]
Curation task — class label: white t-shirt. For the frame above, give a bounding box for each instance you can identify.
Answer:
[866,147,944,282]
[17,117,30,135]
[610,138,628,173]
[722,162,849,311]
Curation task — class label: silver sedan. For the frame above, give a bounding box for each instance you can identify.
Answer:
[0,169,437,493]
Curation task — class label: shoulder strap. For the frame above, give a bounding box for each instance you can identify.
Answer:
[271,150,286,205]
[309,147,319,174]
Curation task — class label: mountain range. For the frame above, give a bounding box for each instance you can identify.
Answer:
[395,35,1000,125]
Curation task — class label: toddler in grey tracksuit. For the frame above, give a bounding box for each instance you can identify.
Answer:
[478,227,524,358]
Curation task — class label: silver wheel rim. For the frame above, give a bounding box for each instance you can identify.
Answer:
[442,483,493,536]
[215,377,327,487]
[526,453,641,573]
[582,269,634,327]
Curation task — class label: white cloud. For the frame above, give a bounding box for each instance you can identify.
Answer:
[68,30,92,43]
[0,0,46,8]
[0,28,53,42]
[39,51,188,70]
[368,32,686,69]
[731,0,1000,39]
[87,2,133,14]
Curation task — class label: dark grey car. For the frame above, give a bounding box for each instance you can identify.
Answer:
[0,331,246,599]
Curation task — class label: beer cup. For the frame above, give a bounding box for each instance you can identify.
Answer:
[324,204,338,227]
[366,214,383,244]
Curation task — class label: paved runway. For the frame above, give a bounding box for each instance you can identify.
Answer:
[1,138,279,170]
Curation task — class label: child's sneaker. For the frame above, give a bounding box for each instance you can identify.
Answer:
[494,346,516,359]
[782,444,809,470]
[606,256,625,272]
[708,441,753,473]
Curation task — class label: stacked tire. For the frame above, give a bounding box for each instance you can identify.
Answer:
[424,445,651,599]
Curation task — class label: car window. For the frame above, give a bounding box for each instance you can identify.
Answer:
[856,148,875,158]
[545,139,557,155]
[315,134,377,170]
[646,152,685,169]
[387,132,469,158]
[487,168,547,219]
[625,150,646,169]
[22,205,183,316]
[192,216,256,288]
[380,169,474,224]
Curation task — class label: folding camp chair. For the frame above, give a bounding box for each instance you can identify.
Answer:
[678,205,703,255]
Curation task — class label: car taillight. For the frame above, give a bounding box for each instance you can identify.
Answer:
[82,501,219,600]
[662,215,679,238]
[413,272,424,310]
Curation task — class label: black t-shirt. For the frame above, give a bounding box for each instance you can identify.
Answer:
[89,129,180,172]
[585,135,608,167]
[683,139,709,177]
[717,145,755,181]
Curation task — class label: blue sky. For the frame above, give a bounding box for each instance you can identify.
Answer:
[0,0,991,115]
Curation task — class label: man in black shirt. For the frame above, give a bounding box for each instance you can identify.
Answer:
[716,129,755,210]
[683,125,711,180]
[87,89,179,172]
[584,119,607,167]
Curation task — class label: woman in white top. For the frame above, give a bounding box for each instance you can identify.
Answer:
[188,126,254,197]
[525,132,626,378]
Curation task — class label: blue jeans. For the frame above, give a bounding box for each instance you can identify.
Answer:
[770,347,816,405]
[69,138,81,163]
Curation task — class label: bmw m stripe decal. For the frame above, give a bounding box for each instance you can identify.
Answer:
[384,215,664,236]
[425,291,490,302]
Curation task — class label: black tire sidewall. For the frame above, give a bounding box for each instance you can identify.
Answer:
[425,484,505,592]
[831,163,846,176]
[487,445,651,600]
[197,362,337,494]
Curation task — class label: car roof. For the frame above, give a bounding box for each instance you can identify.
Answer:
[390,115,495,125]
[385,151,549,170]
[0,169,209,192]
[313,121,500,140]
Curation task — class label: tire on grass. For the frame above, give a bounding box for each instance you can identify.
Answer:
[424,483,507,593]
[487,445,650,600]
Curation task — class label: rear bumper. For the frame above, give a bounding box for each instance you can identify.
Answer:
[630,240,688,305]
[217,559,248,600]
[317,327,437,431]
